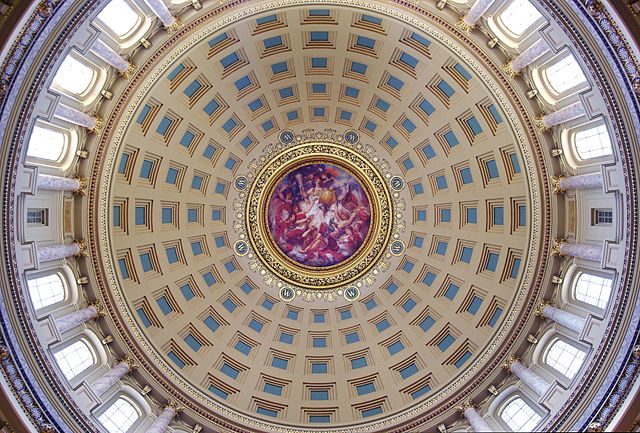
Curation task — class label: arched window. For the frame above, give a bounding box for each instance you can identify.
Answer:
[544,54,587,94]
[96,0,141,39]
[574,272,613,309]
[52,55,96,96]
[499,0,543,37]
[500,397,542,431]
[53,340,95,380]
[27,124,67,161]
[98,397,140,433]
[573,123,613,160]
[27,273,65,310]
[544,339,586,379]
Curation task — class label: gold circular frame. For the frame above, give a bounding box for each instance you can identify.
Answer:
[246,142,393,289]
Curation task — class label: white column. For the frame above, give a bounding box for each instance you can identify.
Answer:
[540,304,586,334]
[464,0,497,27]
[510,360,550,396]
[147,406,176,433]
[57,305,99,334]
[464,407,492,432]
[554,240,603,262]
[37,243,80,262]
[92,360,132,396]
[510,39,551,73]
[54,104,98,130]
[143,0,175,27]
[541,102,586,128]
[36,174,80,192]
[90,39,129,73]
[558,173,603,190]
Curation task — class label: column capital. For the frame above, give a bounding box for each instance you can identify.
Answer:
[534,114,550,133]
[551,238,567,257]
[118,355,137,372]
[456,398,476,415]
[632,344,640,358]
[73,239,88,257]
[501,60,520,78]
[88,301,106,318]
[165,17,183,34]
[535,300,552,317]
[501,354,520,372]
[457,17,475,33]
[88,117,104,134]
[551,175,566,194]
[119,62,137,80]
[73,177,88,195]
[162,400,184,417]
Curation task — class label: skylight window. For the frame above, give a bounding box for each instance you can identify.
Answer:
[98,398,139,433]
[574,124,613,160]
[27,273,65,310]
[96,0,140,38]
[53,340,94,380]
[500,0,543,36]
[545,54,587,94]
[574,272,612,309]
[27,124,67,162]
[500,397,542,431]
[544,339,586,379]
[52,55,95,95]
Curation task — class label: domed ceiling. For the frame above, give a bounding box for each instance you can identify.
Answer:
[1,0,639,432]
[93,2,544,429]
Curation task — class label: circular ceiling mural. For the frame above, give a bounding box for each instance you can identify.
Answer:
[90,1,545,429]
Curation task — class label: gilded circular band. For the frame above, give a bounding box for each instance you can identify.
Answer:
[245,142,393,289]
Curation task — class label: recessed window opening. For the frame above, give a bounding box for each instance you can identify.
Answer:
[591,208,613,226]
[500,397,542,431]
[27,124,68,162]
[97,398,140,433]
[96,0,140,38]
[500,0,543,36]
[27,208,49,226]
[52,55,96,96]
[544,339,586,379]
[574,272,612,309]
[27,273,65,310]
[544,54,587,94]
[53,340,95,380]
[574,124,613,160]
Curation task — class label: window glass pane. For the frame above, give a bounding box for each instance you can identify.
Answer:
[500,0,543,36]
[545,55,587,94]
[574,272,612,309]
[544,339,586,379]
[27,125,66,161]
[53,340,94,380]
[574,124,613,160]
[27,273,65,310]
[96,0,139,37]
[98,398,139,433]
[52,56,95,95]
[500,397,542,431]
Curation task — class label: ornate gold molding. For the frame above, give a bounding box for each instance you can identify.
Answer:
[552,175,566,194]
[457,17,474,33]
[456,398,475,415]
[534,300,552,317]
[501,61,520,78]
[165,17,183,35]
[73,177,88,195]
[501,354,519,372]
[118,62,137,80]
[533,114,550,133]
[551,238,567,257]
[88,117,104,135]
[73,239,88,257]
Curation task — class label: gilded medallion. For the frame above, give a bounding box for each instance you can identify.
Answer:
[245,141,394,290]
